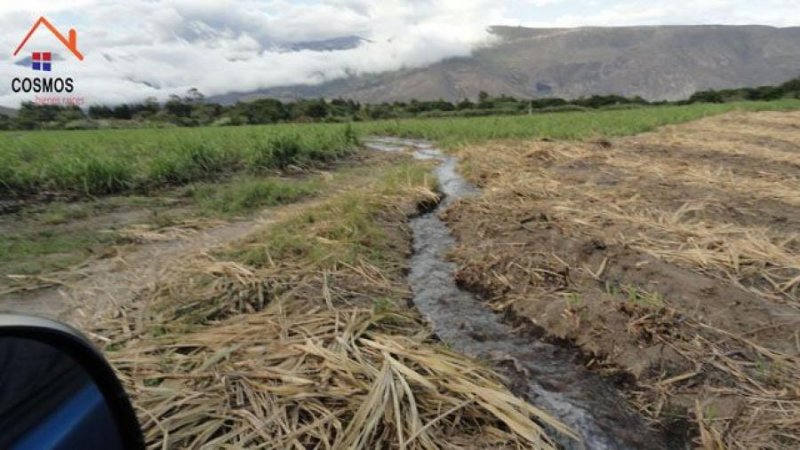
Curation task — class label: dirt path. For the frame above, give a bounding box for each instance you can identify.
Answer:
[0,215,272,328]
[0,152,401,329]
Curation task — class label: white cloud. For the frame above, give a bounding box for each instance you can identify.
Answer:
[0,0,797,107]
[518,0,800,27]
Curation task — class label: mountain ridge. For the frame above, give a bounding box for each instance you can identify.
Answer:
[212,25,800,103]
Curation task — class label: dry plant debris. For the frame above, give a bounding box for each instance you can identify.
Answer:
[94,161,570,449]
[446,110,800,449]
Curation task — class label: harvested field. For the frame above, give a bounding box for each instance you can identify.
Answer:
[6,103,800,449]
[93,156,572,448]
[445,110,800,449]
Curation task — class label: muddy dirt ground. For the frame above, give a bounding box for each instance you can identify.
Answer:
[444,111,800,448]
[0,151,394,328]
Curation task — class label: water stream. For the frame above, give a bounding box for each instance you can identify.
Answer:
[364,137,667,450]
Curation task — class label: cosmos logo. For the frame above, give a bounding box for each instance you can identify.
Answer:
[11,17,83,95]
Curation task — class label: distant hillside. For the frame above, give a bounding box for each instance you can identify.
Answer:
[0,106,17,118]
[216,25,800,103]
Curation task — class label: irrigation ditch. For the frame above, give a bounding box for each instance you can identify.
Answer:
[364,137,668,449]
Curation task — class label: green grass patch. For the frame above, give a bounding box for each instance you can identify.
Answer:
[231,161,435,269]
[0,123,358,198]
[0,228,119,275]
[622,284,666,310]
[188,176,319,215]
[353,100,800,147]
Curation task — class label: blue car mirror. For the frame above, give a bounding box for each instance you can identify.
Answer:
[0,314,144,450]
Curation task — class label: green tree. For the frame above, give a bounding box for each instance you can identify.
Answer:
[688,90,724,104]
[237,98,289,124]
[113,104,133,120]
[478,91,493,108]
[16,102,60,129]
[88,105,114,119]
[457,98,475,110]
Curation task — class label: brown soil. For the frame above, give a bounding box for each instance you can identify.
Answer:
[444,110,800,449]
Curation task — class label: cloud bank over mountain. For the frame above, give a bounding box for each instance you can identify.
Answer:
[0,0,798,107]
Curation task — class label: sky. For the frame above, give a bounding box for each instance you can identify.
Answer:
[0,0,798,107]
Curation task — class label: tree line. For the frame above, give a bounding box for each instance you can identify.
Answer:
[688,77,800,103]
[2,76,798,131]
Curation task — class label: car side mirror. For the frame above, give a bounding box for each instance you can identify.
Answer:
[0,314,144,450]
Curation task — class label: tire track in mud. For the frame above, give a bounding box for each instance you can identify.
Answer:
[365,137,668,450]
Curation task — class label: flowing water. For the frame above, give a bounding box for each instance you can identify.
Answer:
[364,137,668,450]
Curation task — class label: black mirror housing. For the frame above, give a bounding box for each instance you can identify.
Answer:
[0,315,144,450]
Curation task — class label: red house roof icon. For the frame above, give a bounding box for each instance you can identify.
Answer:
[13,16,84,61]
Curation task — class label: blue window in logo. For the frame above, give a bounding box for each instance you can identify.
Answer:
[31,52,52,72]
